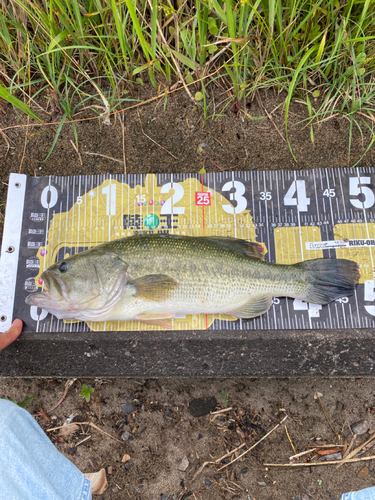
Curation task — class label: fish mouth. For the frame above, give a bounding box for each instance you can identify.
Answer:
[25,271,68,306]
[42,271,68,299]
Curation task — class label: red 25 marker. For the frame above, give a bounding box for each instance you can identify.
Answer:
[195,192,211,206]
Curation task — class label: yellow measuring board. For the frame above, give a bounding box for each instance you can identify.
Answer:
[34,174,266,331]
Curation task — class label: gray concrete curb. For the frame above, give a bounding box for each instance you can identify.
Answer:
[0,328,374,377]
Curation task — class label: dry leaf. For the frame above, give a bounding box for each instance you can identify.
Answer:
[58,424,79,437]
[39,406,50,422]
[85,468,108,495]
[315,448,340,456]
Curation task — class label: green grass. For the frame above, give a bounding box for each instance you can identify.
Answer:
[1,0,375,162]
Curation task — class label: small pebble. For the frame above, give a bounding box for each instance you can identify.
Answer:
[205,479,212,486]
[112,487,119,493]
[165,409,172,416]
[258,482,266,486]
[107,466,113,474]
[302,494,311,500]
[241,467,249,475]
[120,403,135,414]
[198,434,203,440]
[320,452,342,461]
[237,407,245,417]
[178,456,189,472]
[357,466,369,478]
[351,419,369,435]
[188,397,217,417]
[121,431,130,441]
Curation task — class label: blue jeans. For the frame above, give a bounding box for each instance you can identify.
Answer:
[0,399,91,500]
[342,489,375,500]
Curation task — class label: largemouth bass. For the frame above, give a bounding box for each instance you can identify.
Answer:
[25,234,360,328]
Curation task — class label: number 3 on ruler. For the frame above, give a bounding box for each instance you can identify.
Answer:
[284,180,310,212]
[222,181,247,214]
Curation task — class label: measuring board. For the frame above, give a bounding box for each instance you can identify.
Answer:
[1,168,375,334]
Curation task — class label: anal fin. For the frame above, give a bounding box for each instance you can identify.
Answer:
[136,312,175,330]
[227,294,273,319]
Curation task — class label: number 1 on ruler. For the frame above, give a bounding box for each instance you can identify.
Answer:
[102,184,117,216]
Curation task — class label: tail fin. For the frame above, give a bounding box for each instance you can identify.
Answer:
[296,259,360,304]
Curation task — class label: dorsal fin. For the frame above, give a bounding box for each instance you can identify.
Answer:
[205,236,265,260]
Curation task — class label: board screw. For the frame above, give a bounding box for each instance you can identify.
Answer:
[6,246,15,253]
[14,182,21,188]
[0,315,6,322]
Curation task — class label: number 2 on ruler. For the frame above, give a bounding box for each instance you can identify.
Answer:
[160,183,185,214]
[284,180,310,212]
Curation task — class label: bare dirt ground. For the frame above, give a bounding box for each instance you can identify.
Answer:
[1,84,375,500]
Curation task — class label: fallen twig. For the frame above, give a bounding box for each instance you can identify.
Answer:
[84,152,124,164]
[47,378,76,413]
[211,407,233,415]
[343,434,357,459]
[215,442,247,464]
[289,448,317,461]
[119,111,127,174]
[266,455,375,467]
[19,116,29,173]
[190,461,213,482]
[70,140,83,166]
[255,90,286,143]
[76,435,92,447]
[314,392,338,439]
[137,115,177,159]
[337,434,375,468]
[218,415,288,471]
[47,421,121,442]
[285,425,297,455]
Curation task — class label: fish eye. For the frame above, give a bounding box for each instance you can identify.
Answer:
[59,261,70,273]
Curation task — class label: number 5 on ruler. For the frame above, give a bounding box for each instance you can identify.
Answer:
[364,280,375,315]
[284,180,310,212]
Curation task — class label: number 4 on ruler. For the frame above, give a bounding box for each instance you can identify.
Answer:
[284,180,310,212]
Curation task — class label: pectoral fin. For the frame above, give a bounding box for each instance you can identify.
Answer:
[136,313,175,330]
[227,294,273,319]
[131,274,178,302]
